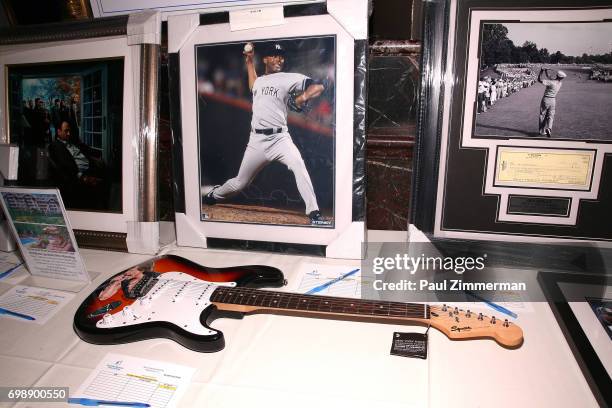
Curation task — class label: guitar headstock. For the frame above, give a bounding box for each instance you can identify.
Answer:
[429,304,523,348]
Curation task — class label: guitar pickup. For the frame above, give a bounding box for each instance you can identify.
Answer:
[124,272,160,299]
[214,282,237,287]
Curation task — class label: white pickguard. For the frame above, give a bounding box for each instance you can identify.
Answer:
[96,272,236,336]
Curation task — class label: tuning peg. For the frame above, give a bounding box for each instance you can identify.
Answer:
[448,311,453,317]
[442,304,448,312]
[491,316,496,324]
[466,310,471,318]
[503,319,509,327]
[454,307,459,315]
[478,312,483,321]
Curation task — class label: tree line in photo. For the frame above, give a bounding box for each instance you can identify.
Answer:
[481,24,612,67]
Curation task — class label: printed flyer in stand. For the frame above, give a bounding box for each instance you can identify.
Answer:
[0,187,89,282]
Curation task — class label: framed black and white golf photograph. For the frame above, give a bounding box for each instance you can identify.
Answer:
[0,14,158,250]
[411,0,612,242]
[474,21,612,141]
[196,36,335,228]
[168,1,367,257]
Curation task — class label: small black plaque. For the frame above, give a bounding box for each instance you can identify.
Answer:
[390,331,428,359]
[507,196,570,217]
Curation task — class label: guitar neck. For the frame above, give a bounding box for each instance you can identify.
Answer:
[210,286,430,322]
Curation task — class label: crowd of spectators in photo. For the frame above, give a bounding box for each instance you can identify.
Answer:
[477,64,538,114]
[479,61,612,114]
[589,64,612,82]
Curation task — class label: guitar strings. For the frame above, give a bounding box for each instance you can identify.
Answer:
[147,277,429,318]
[212,287,428,317]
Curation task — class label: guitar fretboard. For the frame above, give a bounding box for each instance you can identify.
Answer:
[211,286,430,319]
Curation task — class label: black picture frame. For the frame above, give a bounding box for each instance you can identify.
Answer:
[411,0,612,241]
[538,272,612,407]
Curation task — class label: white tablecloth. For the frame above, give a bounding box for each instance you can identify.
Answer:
[0,231,600,407]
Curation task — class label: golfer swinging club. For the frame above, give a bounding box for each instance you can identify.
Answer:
[538,67,566,137]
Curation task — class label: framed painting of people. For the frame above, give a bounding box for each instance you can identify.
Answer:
[7,59,124,214]
[168,1,367,258]
[411,0,612,242]
[0,15,156,250]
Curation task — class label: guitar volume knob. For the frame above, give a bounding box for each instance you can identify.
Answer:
[122,306,134,319]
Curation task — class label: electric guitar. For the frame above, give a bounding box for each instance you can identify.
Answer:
[74,255,523,352]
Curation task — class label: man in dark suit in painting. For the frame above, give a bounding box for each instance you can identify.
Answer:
[50,98,62,137]
[31,98,51,146]
[68,94,81,140]
[48,121,107,209]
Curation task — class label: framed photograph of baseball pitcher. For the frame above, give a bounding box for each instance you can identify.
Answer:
[0,13,160,250]
[411,0,612,242]
[168,1,367,258]
[197,37,335,228]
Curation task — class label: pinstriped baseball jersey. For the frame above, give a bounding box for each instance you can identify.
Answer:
[251,72,309,129]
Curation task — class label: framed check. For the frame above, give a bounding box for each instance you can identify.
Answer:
[412,0,612,241]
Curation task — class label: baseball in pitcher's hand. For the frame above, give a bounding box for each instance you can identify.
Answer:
[243,42,254,62]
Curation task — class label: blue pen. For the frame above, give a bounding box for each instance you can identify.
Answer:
[0,262,24,280]
[68,397,150,407]
[465,290,518,319]
[306,268,360,294]
[0,307,35,321]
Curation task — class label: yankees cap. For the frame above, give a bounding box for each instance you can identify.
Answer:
[263,43,286,57]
